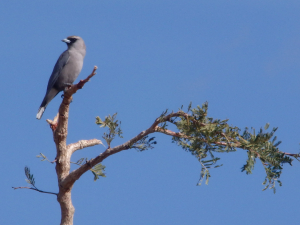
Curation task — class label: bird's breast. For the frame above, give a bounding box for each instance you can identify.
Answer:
[55,52,84,90]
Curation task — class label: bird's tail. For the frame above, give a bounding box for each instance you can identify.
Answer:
[36,88,60,120]
[36,107,45,120]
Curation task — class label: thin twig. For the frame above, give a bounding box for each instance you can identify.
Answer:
[77,66,98,89]
[12,186,58,196]
[155,126,228,146]
[283,152,300,157]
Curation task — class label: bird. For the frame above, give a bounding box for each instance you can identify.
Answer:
[36,36,86,120]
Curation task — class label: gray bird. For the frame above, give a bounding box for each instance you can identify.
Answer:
[36,36,86,119]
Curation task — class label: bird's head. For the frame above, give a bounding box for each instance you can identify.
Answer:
[62,36,86,54]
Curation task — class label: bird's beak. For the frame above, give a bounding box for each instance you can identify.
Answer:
[62,38,71,43]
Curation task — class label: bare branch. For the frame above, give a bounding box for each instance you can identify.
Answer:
[46,113,59,131]
[283,152,300,157]
[61,114,163,188]
[68,139,103,153]
[76,66,98,89]
[12,186,58,196]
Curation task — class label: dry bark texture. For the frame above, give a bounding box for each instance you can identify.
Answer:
[49,66,102,225]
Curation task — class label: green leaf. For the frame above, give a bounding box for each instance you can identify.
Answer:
[264,123,270,130]
[24,166,35,186]
[96,113,123,147]
[90,163,106,181]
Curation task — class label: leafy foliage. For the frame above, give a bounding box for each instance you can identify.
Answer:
[95,113,123,147]
[168,103,294,191]
[95,103,297,192]
[239,126,292,192]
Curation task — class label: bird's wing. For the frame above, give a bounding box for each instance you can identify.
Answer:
[46,50,70,92]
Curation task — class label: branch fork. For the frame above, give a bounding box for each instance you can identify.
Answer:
[48,66,101,225]
[15,65,297,225]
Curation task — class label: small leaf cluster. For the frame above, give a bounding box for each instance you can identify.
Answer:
[25,166,35,187]
[96,113,123,147]
[131,136,157,151]
[90,163,106,181]
[36,153,51,162]
[239,126,292,193]
[72,158,106,181]
[198,157,223,186]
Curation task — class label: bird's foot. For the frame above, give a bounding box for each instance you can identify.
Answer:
[64,83,73,91]
[61,93,73,103]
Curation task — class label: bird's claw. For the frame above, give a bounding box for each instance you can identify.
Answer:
[64,83,72,91]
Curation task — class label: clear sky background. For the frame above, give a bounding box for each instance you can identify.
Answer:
[1,1,300,224]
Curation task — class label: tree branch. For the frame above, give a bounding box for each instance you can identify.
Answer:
[52,66,98,183]
[61,112,197,187]
[283,152,299,157]
[155,126,228,146]
[155,126,291,160]
[68,139,103,153]
[61,108,297,189]
[157,112,295,158]
[61,113,167,188]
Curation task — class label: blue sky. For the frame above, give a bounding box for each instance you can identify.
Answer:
[1,1,300,224]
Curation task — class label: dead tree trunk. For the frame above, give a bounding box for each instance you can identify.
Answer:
[48,66,101,225]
